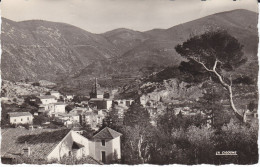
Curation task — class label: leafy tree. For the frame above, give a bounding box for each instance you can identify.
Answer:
[72,95,89,103]
[178,61,210,83]
[1,88,7,97]
[121,102,153,164]
[186,125,215,164]
[247,101,256,112]
[25,78,29,83]
[32,82,40,86]
[1,103,11,127]
[103,92,110,99]
[175,30,246,121]
[121,125,154,164]
[13,98,17,102]
[157,107,183,135]
[157,105,204,134]
[233,76,254,85]
[102,107,123,131]
[123,102,150,127]
[196,83,232,128]
[65,105,74,112]
[33,115,48,125]
[81,124,95,139]
[148,128,189,164]
[24,95,41,108]
[213,119,258,164]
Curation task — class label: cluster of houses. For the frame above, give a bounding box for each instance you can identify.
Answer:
[141,96,258,127]
[3,79,134,164]
[8,79,134,130]
[7,78,136,127]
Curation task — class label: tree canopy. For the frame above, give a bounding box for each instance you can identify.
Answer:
[175,30,246,72]
[175,30,247,121]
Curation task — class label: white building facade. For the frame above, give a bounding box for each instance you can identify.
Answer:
[49,103,67,115]
[9,112,33,125]
[39,95,57,105]
[50,91,61,99]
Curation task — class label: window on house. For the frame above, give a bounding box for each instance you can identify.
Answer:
[21,118,23,121]
[68,151,72,156]
[14,119,16,122]
[27,117,29,120]
[101,140,106,146]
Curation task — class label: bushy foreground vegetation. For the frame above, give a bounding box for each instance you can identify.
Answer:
[106,102,258,165]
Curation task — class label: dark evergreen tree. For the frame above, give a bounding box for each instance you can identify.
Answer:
[176,30,247,121]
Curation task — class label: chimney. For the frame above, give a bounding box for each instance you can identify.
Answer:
[23,147,31,156]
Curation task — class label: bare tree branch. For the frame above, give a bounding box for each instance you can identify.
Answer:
[191,57,214,72]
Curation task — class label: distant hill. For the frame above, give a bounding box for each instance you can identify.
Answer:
[121,9,258,76]
[1,9,258,94]
[103,28,150,55]
[76,9,258,78]
[1,18,119,81]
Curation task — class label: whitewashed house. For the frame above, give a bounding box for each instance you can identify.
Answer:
[96,91,104,99]
[8,112,33,125]
[39,95,57,105]
[54,112,80,125]
[114,99,134,107]
[49,102,67,115]
[66,95,74,101]
[47,130,90,160]
[90,127,122,163]
[105,99,113,110]
[50,91,61,99]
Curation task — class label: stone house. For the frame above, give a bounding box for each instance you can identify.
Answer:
[91,127,122,163]
[50,91,61,99]
[114,99,134,107]
[49,102,67,115]
[39,95,57,105]
[8,112,33,125]
[89,98,113,110]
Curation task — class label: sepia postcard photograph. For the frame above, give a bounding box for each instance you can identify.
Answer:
[0,0,259,165]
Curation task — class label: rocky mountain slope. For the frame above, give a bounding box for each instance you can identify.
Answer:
[1,18,119,81]
[103,28,150,55]
[1,9,258,93]
[1,80,51,104]
[73,9,258,81]
[117,64,258,112]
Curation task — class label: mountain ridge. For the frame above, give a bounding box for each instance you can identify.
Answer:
[1,9,258,95]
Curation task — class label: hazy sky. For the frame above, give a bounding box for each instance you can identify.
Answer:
[1,0,258,33]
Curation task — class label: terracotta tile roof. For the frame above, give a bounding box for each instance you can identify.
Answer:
[96,90,103,94]
[1,128,70,160]
[50,91,59,93]
[39,95,56,99]
[93,127,122,139]
[8,112,33,117]
[89,98,104,101]
[90,98,112,101]
[53,102,67,105]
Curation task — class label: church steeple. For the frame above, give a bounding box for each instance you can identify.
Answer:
[90,78,105,99]
[90,78,98,98]
[94,78,98,96]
